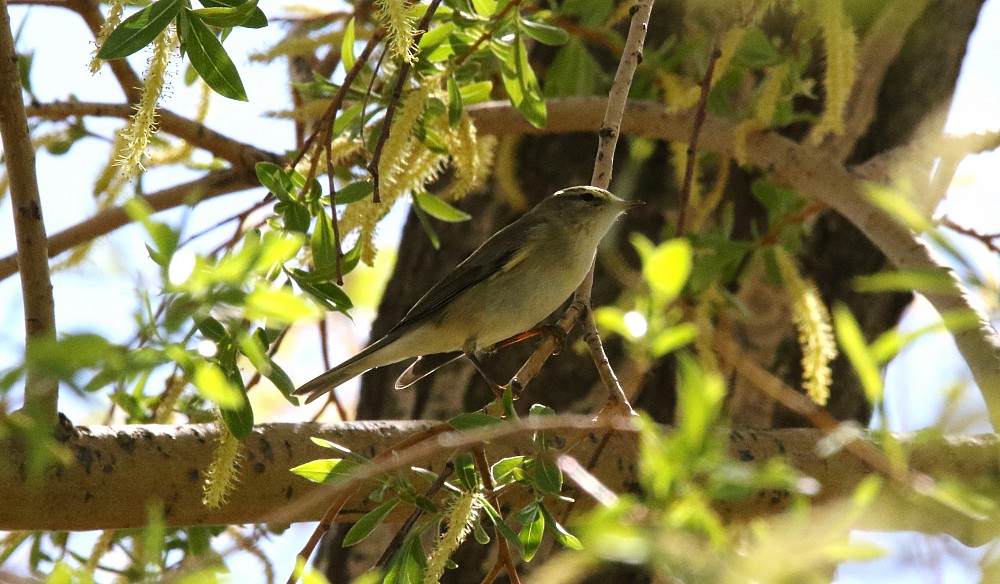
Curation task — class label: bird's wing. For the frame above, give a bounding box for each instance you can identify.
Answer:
[389,219,529,334]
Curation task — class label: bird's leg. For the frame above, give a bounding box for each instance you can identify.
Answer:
[464,353,507,398]
[483,324,568,355]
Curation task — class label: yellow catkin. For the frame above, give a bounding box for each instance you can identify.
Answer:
[377,0,418,64]
[494,135,528,210]
[690,156,731,232]
[658,72,702,112]
[775,249,837,406]
[712,28,747,87]
[438,113,495,202]
[808,0,857,144]
[117,25,178,175]
[424,491,483,584]
[202,414,243,509]
[90,0,126,73]
[733,62,789,164]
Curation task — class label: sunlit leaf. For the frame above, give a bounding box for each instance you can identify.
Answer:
[343,497,401,546]
[96,0,183,59]
[414,192,472,222]
[290,458,360,483]
[180,10,248,101]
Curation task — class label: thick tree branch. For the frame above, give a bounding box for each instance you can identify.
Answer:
[468,97,1000,430]
[0,168,262,281]
[25,101,282,167]
[0,0,58,422]
[1,420,999,547]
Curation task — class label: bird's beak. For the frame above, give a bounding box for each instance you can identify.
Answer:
[623,200,645,210]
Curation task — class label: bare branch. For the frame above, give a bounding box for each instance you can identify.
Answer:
[0,168,261,281]
[25,102,281,167]
[0,0,58,421]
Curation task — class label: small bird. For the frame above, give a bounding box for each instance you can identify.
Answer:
[294,185,642,403]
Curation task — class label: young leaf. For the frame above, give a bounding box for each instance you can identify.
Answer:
[449,412,502,430]
[343,497,401,546]
[494,35,547,128]
[199,0,267,28]
[96,0,183,59]
[521,19,569,46]
[538,502,582,550]
[191,0,259,28]
[518,503,544,561]
[414,192,472,222]
[453,452,480,491]
[447,74,463,127]
[529,456,563,496]
[479,497,521,550]
[181,10,248,101]
[290,458,360,483]
[491,456,526,485]
[311,211,338,273]
[333,181,374,205]
[412,202,441,250]
[341,18,356,71]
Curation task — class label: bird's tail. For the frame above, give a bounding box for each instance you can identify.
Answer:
[294,336,395,404]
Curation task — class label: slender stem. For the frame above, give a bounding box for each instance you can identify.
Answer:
[0,0,58,422]
[0,169,260,281]
[366,0,444,202]
[677,46,719,236]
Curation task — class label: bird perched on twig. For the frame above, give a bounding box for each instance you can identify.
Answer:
[294,185,642,404]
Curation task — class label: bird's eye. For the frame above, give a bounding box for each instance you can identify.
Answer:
[577,192,596,203]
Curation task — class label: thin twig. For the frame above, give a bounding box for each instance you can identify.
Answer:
[474,448,522,584]
[510,0,655,403]
[366,0,444,202]
[0,0,58,422]
[375,461,454,567]
[677,46,720,236]
[0,168,260,281]
[940,216,1000,254]
[26,102,281,166]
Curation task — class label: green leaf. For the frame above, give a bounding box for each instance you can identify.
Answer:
[255,162,292,201]
[491,456,526,485]
[518,503,544,561]
[528,456,562,496]
[245,284,321,324]
[289,270,353,313]
[333,181,374,205]
[539,502,582,550]
[197,317,228,343]
[853,269,958,294]
[192,362,242,409]
[480,497,521,550]
[528,404,555,417]
[458,81,493,104]
[454,452,479,491]
[411,202,441,249]
[734,27,782,69]
[471,0,496,17]
[332,102,364,136]
[649,323,699,357]
[544,38,601,97]
[96,0,183,59]
[447,74,463,127]
[181,11,248,101]
[641,238,692,304]
[414,192,472,222]
[311,211,338,273]
[199,0,267,28]
[290,458,360,483]
[383,532,426,584]
[494,35,547,128]
[341,18,356,71]
[832,304,883,405]
[191,0,258,27]
[521,19,569,46]
[449,412,502,430]
[219,388,254,440]
[343,497,401,546]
